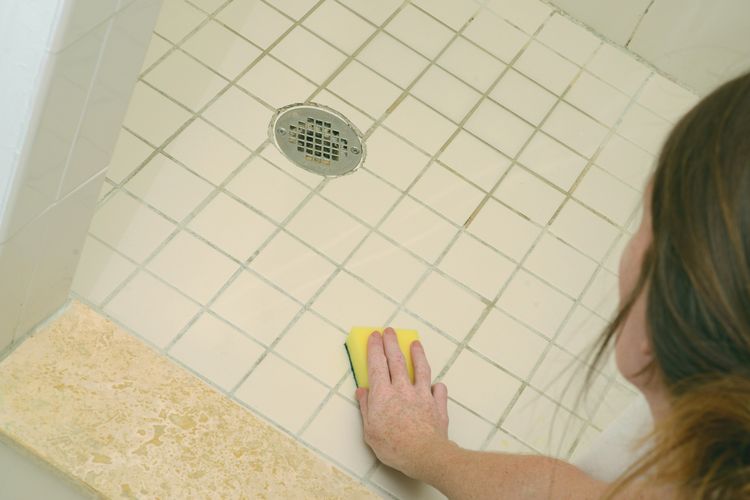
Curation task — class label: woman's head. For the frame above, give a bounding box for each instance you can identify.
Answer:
[593,70,750,498]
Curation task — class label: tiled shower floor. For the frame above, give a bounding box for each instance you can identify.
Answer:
[72,0,699,497]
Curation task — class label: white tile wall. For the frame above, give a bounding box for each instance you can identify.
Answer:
[68,0,700,496]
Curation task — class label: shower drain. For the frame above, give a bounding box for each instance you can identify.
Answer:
[269,103,366,177]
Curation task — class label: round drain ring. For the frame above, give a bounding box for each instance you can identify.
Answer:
[268,103,366,177]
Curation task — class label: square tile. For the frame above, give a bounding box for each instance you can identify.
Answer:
[412,65,482,123]
[105,271,201,348]
[227,156,310,223]
[320,169,401,226]
[463,8,528,63]
[437,36,506,92]
[155,0,206,44]
[302,394,377,475]
[439,130,511,191]
[365,127,431,190]
[312,90,375,134]
[265,0,318,19]
[409,163,485,225]
[328,60,402,118]
[483,428,534,454]
[379,196,458,263]
[465,98,534,157]
[147,231,239,304]
[524,233,598,298]
[359,32,430,89]
[202,86,272,150]
[371,465,445,500]
[447,399,494,449]
[498,269,573,338]
[237,55,316,108]
[189,193,276,261]
[169,312,264,390]
[490,69,556,126]
[530,345,608,417]
[312,271,397,330]
[616,103,672,155]
[390,310,458,376]
[89,191,176,262]
[122,82,192,146]
[141,34,173,72]
[125,153,214,221]
[439,233,515,300]
[260,144,324,188]
[346,233,428,302]
[637,73,698,123]
[144,50,228,111]
[549,199,619,261]
[72,236,137,304]
[250,231,336,303]
[536,14,600,65]
[514,41,579,95]
[406,271,486,341]
[567,71,631,126]
[235,353,329,432]
[217,0,292,48]
[470,307,548,379]
[211,270,302,345]
[443,349,522,421]
[485,0,552,34]
[338,0,401,25]
[596,134,654,190]
[468,198,540,262]
[304,0,375,54]
[542,102,609,158]
[382,96,457,155]
[274,311,349,386]
[271,26,347,84]
[106,129,154,184]
[573,165,640,225]
[495,166,565,225]
[385,4,454,59]
[164,118,249,185]
[555,304,606,358]
[412,0,480,31]
[517,131,587,191]
[189,0,229,13]
[585,43,650,96]
[286,196,369,264]
[182,20,261,80]
[603,233,628,274]
[581,268,619,319]
[502,386,584,456]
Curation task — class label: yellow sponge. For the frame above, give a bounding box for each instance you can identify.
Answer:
[345,327,420,388]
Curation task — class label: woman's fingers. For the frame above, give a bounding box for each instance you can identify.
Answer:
[367,331,390,390]
[355,387,369,426]
[432,383,449,421]
[411,340,431,390]
[382,328,409,384]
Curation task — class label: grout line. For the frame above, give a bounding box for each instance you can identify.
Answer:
[625,0,657,49]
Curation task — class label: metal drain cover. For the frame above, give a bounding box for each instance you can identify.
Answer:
[269,103,366,177]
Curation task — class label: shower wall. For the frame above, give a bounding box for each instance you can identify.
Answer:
[0,0,161,353]
[548,0,750,94]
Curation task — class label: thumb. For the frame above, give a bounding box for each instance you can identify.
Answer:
[432,382,448,420]
[355,387,369,424]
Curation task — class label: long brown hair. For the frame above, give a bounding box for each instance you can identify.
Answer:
[587,70,750,499]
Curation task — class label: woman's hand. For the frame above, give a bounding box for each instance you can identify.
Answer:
[355,328,456,481]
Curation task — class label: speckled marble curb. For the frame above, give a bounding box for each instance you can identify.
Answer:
[0,301,377,499]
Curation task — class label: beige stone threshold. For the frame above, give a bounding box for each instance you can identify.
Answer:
[0,301,376,499]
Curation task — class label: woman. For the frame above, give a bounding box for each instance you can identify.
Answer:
[355,70,750,499]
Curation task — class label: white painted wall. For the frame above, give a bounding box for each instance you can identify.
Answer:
[0,0,162,353]
[548,0,750,94]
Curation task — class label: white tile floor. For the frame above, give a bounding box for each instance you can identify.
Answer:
[72,0,700,497]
